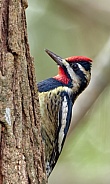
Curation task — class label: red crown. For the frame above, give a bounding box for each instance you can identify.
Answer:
[66,56,92,63]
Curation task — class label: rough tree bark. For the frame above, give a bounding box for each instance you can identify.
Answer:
[0,0,46,183]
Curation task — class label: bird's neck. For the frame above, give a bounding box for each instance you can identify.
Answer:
[53,66,70,85]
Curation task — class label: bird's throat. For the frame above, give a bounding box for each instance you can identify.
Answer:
[53,66,70,84]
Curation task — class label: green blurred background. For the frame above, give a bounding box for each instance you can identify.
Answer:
[26,1,110,183]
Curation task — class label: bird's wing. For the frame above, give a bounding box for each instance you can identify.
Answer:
[47,91,73,176]
[58,91,73,153]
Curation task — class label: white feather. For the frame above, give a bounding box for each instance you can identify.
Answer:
[58,96,68,153]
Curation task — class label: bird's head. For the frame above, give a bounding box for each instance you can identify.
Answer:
[45,49,92,94]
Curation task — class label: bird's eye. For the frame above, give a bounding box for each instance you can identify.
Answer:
[72,63,79,70]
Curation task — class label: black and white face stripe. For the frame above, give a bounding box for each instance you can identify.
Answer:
[64,60,91,85]
[77,63,91,83]
[61,59,80,86]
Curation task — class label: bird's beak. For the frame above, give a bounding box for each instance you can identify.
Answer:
[45,49,64,67]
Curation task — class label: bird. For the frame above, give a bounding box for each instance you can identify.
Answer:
[38,49,92,177]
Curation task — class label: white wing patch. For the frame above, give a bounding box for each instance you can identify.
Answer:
[58,96,68,153]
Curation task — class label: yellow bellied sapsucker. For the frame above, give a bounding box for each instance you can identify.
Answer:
[38,49,92,177]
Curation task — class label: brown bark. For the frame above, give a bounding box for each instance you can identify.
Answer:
[0,0,46,183]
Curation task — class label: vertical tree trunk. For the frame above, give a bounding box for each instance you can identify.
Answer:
[0,0,46,183]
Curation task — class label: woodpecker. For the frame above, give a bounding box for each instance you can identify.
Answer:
[38,49,92,177]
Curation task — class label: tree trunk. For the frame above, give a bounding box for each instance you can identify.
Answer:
[0,0,46,183]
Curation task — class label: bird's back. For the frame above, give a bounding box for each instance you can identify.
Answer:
[38,77,68,92]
